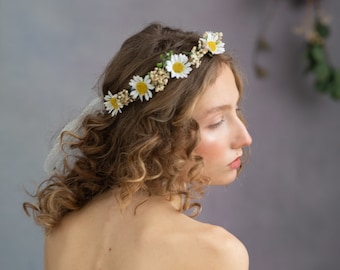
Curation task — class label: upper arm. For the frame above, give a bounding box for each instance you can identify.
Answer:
[216,234,249,270]
[192,225,249,270]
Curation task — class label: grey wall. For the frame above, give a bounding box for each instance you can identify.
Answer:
[1,0,339,269]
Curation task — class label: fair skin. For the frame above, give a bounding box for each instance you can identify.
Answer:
[44,64,252,270]
[193,64,252,185]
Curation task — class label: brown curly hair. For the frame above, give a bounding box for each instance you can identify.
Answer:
[23,23,244,233]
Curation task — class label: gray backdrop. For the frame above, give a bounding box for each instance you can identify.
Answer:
[1,0,339,269]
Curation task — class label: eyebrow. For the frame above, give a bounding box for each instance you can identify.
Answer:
[205,104,232,115]
[194,104,232,121]
[205,88,241,113]
[198,91,241,119]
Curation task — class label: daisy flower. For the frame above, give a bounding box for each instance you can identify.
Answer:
[104,91,123,116]
[201,32,225,55]
[129,75,154,101]
[165,53,192,79]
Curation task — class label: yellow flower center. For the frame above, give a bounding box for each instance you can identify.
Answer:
[136,82,148,94]
[110,97,119,109]
[208,41,217,52]
[172,62,185,73]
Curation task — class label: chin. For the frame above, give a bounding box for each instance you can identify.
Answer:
[209,172,238,186]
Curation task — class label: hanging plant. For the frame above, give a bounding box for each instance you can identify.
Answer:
[253,0,340,100]
[303,11,340,99]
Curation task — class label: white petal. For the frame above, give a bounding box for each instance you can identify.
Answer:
[130,91,138,99]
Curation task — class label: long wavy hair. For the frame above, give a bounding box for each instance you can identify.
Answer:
[23,23,243,233]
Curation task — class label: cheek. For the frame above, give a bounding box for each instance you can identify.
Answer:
[194,132,226,159]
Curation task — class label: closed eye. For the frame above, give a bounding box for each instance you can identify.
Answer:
[208,119,225,129]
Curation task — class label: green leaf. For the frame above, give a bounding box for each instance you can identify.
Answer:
[330,70,340,99]
[331,88,340,99]
[333,70,340,83]
[304,47,313,61]
[314,63,331,82]
[311,45,326,63]
[315,21,330,38]
[330,84,340,99]
[315,80,328,92]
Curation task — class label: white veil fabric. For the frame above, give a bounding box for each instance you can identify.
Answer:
[43,97,104,177]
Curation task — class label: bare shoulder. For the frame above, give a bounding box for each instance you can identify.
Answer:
[139,217,249,270]
[184,222,249,270]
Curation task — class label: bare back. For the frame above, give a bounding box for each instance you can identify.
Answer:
[45,191,249,270]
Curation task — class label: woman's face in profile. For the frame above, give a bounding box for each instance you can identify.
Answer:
[192,64,252,185]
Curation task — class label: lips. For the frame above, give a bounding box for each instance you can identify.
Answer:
[228,157,241,169]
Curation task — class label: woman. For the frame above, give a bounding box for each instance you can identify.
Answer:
[24,23,252,269]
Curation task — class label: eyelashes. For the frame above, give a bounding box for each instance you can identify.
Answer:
[207,108,241,129]
[208,119,225,129]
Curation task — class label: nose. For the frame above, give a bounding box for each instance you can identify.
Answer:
[231,120,252,149]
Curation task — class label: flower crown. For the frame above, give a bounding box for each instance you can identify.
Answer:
[104,31,225,116]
